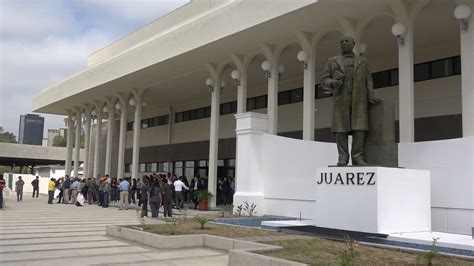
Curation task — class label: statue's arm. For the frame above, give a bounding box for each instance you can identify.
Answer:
[320,60,333,91]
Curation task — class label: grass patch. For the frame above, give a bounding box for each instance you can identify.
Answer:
[260,238,473,266]
[139,219,283,238]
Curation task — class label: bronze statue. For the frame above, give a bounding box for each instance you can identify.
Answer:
[320,35,381,166]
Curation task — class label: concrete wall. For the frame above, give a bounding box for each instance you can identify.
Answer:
[399,137,474,235]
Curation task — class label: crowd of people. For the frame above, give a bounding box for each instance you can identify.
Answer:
[0,173,236,214]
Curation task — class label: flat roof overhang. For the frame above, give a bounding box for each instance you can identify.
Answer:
[32,0,460,115]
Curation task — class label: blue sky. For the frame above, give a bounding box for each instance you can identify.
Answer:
[0,0,189,139]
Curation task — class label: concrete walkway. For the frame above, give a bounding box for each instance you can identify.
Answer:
[0,194,228,265]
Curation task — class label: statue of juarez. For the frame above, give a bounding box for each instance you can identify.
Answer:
[320,35,381,166]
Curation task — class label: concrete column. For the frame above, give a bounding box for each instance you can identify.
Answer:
[267,64,279,135]
[65,112,74,177]
[398,23,415,143]
[83,111,92,179]
[208,77,221,208]
[116,96,128,179]
[460,4,474,137]
[302,52,316,140]
[131,89,145,180]
[104,100,115,176]
[73,109,82,178]
[233,112,268,215]
[237,70,248,114]
[93,105,103,178]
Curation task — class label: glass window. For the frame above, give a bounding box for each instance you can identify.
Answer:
[453,56,461,75]
[185,161,195,167]
[145,163,152,172]
[247,98,256,111]
[198,160,207,167]
[139,163,146,173]
[255,96,267,109]
[390,69,399,86]
[431,58,453,79]
[174,161,183,167]
[141,119,148,129]
[290,88,303,103]
[125,164,131,172]
[127,122,133,131]
[174,168,183,177]
[159,115,169,125]
[190,109,199,120]
[278,91,291,105]
[414,63,430,82]
[204,107,211,118]
[372,71,390,89]
[217,160,224,166]
[226,159,235,166]
[182,111,190,121]
[221,102,231,115]
[195,108,204,119]
[231,101,237,113]
[151,163,158,172]
[175,112,183,123]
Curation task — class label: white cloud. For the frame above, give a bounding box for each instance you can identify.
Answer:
[0,0,189,137]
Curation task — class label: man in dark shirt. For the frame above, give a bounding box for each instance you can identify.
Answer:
[161,178,173,217]
[31,176,40,198]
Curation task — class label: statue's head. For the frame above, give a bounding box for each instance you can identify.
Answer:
[340,35,355,54]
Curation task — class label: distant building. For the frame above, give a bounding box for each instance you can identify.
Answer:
[18,114,44,145]
[47,128,67,146]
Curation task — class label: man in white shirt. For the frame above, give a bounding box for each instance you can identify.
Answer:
[173,177,189,209]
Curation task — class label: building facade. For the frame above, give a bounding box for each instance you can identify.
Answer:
[33,0,473,235]
[18,114,44,145]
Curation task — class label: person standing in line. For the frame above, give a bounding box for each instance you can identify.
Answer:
[47,178,55,204]
[87,178,95,205]
[55,177,63,204]
[119,178,130,210]
[102,177,110,208]
[0,177,6,209]
[70,178,80,205]
[62,175,71,204]
[98,176,104,206]
[161,178,173,217]
[130,178,137,204]
[173,177,189,210]
[140,176,149,217]
[148,179,162,218]
[190,175,201,210]
[31,176,39,199]
[15,176,25,202]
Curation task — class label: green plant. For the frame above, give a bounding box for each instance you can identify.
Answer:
[222,204,233,217]
[340,235,359,266]
[243,201,257,216]
[198,190,213,201]
[234,204,243,216]
[163,217,179,235]
[193,216,210,229]
[423,237,440,266]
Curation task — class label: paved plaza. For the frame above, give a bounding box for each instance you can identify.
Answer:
[0,194,228,265]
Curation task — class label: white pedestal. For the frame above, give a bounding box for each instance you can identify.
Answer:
[315,167,431,234]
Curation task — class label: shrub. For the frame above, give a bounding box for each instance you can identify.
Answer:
[194,216,210,229]
[340,235,358,266]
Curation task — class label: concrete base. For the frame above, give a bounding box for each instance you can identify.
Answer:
[315,167,431,234]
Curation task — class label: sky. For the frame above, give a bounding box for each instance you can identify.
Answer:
[0,0,190,140]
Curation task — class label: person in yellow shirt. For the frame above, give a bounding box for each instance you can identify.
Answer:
[48,178,56,204]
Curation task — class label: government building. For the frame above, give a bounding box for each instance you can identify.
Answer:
[33,0,474,235]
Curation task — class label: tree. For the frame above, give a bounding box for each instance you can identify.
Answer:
[53,132,85,148]
[52,135,67,147]
[0,130,17,143]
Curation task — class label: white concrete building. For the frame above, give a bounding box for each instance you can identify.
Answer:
[33,0,473,235]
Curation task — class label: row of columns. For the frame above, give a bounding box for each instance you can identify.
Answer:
[64,89,146,183]
[62,2,472,209]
